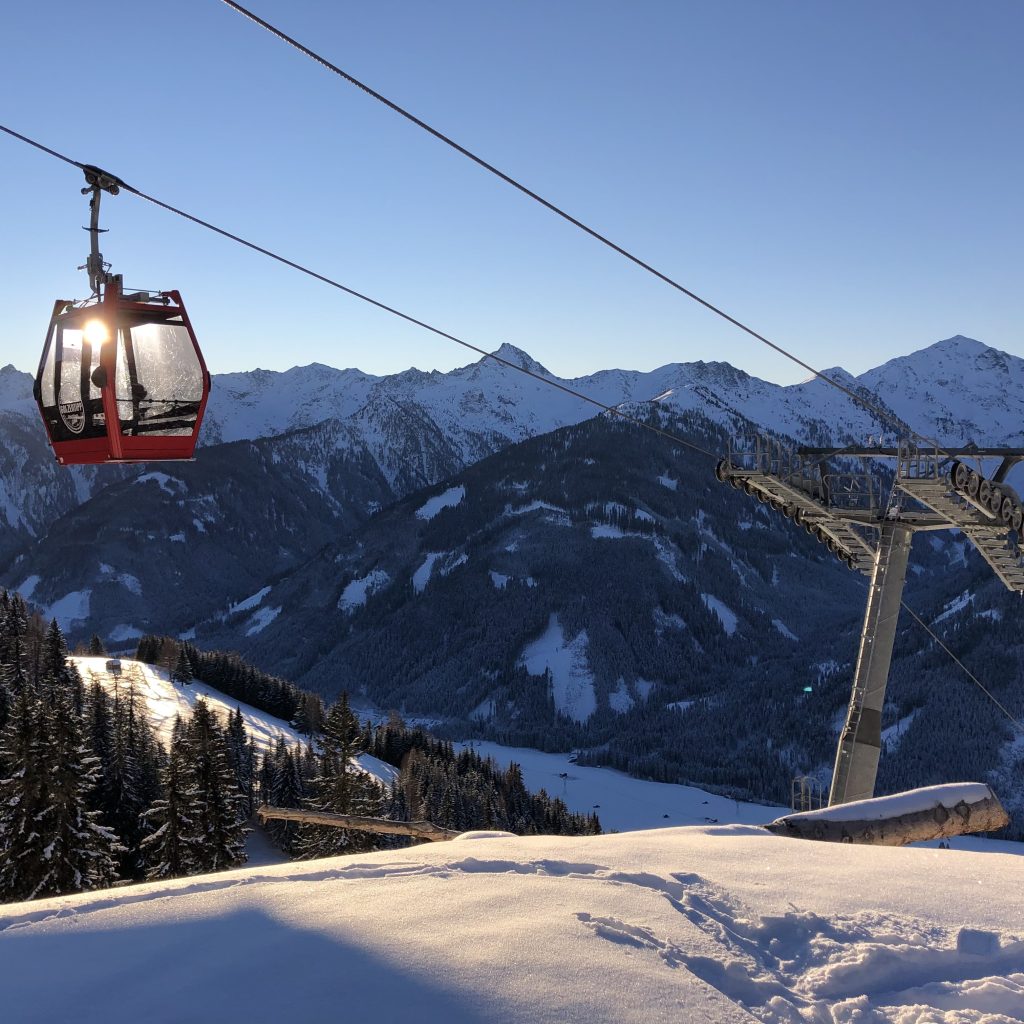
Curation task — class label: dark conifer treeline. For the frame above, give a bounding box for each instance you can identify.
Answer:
[135,635,320,733]
[259,703,600,858]
[2,595,598,903]
[0,593,250,904]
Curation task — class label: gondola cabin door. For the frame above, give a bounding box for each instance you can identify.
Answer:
[35,278,210,465]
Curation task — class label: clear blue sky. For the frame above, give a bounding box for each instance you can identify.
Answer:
[1,1,1020,381]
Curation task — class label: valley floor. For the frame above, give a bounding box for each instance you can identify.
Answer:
[1,826,1021,1023]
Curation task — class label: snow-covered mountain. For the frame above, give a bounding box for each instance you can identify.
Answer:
[2,336,1021,568]
[1,824,1021,1023]
[202,335,1024,454]
[186,405,1022,831]
[2,335,1022,824]
[858,336,1024,447]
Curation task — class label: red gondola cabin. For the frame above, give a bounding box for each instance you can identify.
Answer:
[34,278,210,465]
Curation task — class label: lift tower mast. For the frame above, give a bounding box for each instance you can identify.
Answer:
[715,441,1024,806]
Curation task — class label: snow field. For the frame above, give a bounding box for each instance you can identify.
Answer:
[413,552,443,593]
[519,614,597,723]
[456,740,787,832]
[415,484,466,520]
[702,593,739,635]
[73,656,306,757]
[244,605,281,636]
[1,826,1022,1023]
[338,569,391,611]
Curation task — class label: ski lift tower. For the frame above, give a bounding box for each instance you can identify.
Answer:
[715,439,1024,806]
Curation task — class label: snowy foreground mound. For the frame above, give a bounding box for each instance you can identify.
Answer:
[2,827,1021,1023]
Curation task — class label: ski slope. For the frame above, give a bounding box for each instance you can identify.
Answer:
[73,656,306,755]
[73,657,403,792]
[1,825,1022,1023]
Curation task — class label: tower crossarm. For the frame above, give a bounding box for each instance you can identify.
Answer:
[714,458,880,575]
[815,521,878,574]
[962,527,1024,592]
[897,476,1024,592]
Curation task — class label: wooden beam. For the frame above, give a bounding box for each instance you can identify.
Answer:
[256,805,460,842]
[764,785,1009,846]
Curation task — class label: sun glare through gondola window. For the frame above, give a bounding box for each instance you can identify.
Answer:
[82,318,110,345]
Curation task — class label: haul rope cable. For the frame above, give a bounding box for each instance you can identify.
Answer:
[898,599,1023,732]
[1,121,1016,730]
[0,121,716,463]
[216,0,947,456]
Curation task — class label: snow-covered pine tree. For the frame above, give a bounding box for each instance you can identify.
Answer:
[104,677,147,875]
[171,646,193,686]
[225,707,255,817]
[85,680,116,826]
[30,677,122,899]
[296,692,382,859]
[0,686,48,901]
[264,737,304,853]
[0,630,28,735]
[187,699,247,871]
[39,619,85,715]
[140,718,204,880]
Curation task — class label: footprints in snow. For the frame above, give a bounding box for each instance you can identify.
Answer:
[570,869,1022,1022]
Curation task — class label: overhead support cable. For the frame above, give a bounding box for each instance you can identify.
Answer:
[0,122,715,462]
[215,0,939,451]
[0,120,1013,734]
[899,599,1023,733]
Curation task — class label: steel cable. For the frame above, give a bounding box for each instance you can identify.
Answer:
[1,120,1015,732]
[216,0,943,454]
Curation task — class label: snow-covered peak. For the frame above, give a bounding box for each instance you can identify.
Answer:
[489,342,551,376]
[856,336,1024,446]
[0,364,36,417]
[202,363,382,443]
[930,333,990,353]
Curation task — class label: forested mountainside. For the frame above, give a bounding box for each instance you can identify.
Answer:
[3,335,1022,643]
[196,407,1024,833]
[0,593,596,905]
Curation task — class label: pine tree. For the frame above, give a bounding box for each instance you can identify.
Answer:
[31,681,122,898]
[224,707,255,817]
[0,668,121,902]
[297,693,381,859]
[0,687,48,901]
[187,699,247,871]
[268,742,304,853]
[40,620,85,714]
[134,635,160,665]
[86,681,116,822]
[172,647,193,686]
[105,678,146,875]
[140,719,204,880]
[88,634,106,656]
[0,630,28,734]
